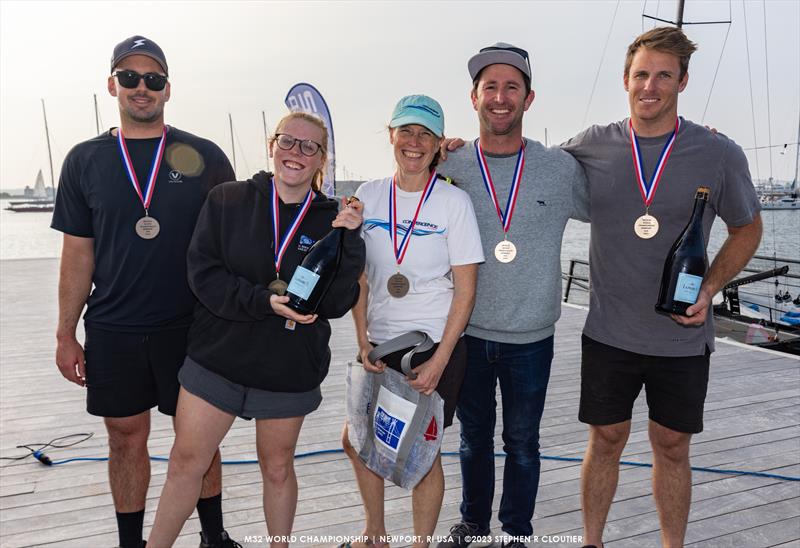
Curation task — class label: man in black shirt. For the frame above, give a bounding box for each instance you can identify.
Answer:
[51,36,239,548]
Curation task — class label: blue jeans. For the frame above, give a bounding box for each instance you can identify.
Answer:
[456,334,554,537]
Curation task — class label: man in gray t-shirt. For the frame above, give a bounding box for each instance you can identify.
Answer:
[561,27,762,548]
[436,43,589,546]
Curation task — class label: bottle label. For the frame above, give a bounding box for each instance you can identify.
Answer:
[287,266,320,300]
[674,273,703,304]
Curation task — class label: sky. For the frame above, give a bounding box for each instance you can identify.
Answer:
[1,0,798,191]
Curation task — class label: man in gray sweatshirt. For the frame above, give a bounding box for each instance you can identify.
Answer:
[436,42,589,547]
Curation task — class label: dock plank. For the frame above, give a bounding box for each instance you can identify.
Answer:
[1,259,798,547]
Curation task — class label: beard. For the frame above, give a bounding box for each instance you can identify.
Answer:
[123,105,163,124]
[120,94,164,125]
[478,106,524,137]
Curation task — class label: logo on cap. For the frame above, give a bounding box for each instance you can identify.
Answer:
[407,104,441,118]
[132,39,146,48]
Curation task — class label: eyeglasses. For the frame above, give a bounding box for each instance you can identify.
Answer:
[113,70,168,91]
[274,133,323,156]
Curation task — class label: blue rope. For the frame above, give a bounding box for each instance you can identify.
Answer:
[45,448,799,482]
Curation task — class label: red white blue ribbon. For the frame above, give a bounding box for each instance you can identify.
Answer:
[271,179,315,274]
[475,140,525,234]
[117,127,167,213]
[629,118,681,207]
[390,170,438,266]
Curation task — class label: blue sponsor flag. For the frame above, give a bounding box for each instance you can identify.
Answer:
[284,83,336,197]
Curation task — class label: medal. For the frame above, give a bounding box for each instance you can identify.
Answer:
[135,216,160,239]
[387,272,410,298]
[387,171,438,298]
[117,127,167,240]
[475,140,524,262]
[629,118,680,239]
[268,278,289,296]
[271,179,315,286]
[494,239,517,263]
[633,214,659,239]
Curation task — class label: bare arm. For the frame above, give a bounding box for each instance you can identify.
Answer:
[409,263,478,395]
[351,271,383,371]
[676,214,763,326]
[56,234,94,386]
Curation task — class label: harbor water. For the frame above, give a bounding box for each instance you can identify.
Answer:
[4,197,797,266]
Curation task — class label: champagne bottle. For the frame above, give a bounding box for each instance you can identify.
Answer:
[286,226,344,314]
[655,187,711,316]
[286,196,359,314]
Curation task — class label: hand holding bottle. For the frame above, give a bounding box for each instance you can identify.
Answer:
[332,196,363,230]
[269,294,318,324]
[671,285,712,326]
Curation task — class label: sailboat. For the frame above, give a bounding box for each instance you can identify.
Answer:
[759,119,800,210]
[6,169,54,212]
[7,99,56,213]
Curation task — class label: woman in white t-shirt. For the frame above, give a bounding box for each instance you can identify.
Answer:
[341,95,484,547]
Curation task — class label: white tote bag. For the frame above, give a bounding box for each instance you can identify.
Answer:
[345,331,444,489]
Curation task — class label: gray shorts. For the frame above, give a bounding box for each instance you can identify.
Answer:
[178,357,322,420]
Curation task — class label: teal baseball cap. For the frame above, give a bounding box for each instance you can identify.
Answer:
[389,95,445,137]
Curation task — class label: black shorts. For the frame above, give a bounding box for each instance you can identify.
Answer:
[179,357,322,420]
[373,337,467,428]
[84,326,188,417]
[579,334,710,434]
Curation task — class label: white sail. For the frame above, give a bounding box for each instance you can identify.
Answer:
[32,169,47,198]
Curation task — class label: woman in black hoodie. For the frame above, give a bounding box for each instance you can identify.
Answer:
[149,112,365,547]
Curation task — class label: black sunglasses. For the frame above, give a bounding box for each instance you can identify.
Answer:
[113,70,168,91]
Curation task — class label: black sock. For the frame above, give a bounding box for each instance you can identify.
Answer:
[116,509,145,548]
[196,493,224,540]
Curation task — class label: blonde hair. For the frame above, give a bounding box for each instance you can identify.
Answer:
[270,111,329,192]
[625,27,698,79]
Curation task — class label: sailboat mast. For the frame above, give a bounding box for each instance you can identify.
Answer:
[794,118,799,190]
[94,94,101,135]
[262,111,270,172]
[41,99,55,195]
[228,113,237,177]
[675,0,685,28]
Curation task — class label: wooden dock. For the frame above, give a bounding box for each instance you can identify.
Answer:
[1,258,798,547]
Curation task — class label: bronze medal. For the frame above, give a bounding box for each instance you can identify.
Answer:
[118,128,166,241]
[268,278,289,296]
[135,216,160,239]
[629,118,680,240]
[634,214,659,239]
[387,273,410,298]
[494,240,517,263]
